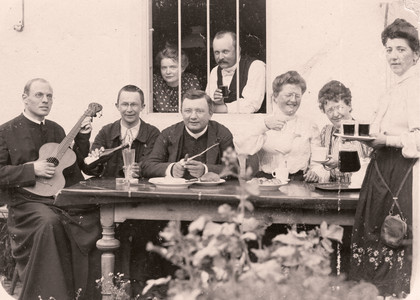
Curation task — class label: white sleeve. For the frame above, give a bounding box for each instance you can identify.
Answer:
[307,122,329,181]
[165,163,175,177]
[205,67,218,100]
[386,77,420,155]
[234,118,269,156]
[403,79,420,157]
[226,60,266,113]
[401,130,420,158]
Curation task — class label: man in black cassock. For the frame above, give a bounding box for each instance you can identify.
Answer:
[0,78,101,300]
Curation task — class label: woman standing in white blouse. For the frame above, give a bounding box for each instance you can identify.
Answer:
[349,19,420,298]
[235,70,321,182]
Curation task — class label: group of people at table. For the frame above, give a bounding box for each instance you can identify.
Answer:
[0,19,419,300]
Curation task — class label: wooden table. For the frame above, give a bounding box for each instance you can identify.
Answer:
[55,178,359,299]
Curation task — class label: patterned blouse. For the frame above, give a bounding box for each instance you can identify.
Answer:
[153,72,201,113]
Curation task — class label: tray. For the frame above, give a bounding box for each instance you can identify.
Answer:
[315,183,361,191]
[333,133,375,141]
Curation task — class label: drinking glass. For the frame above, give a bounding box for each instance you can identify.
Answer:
[219,86,229,99]
[122,148,135,181]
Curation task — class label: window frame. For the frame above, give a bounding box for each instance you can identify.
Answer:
[146,0,269,116]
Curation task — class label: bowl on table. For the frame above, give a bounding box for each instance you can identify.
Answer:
[149,177,194,189]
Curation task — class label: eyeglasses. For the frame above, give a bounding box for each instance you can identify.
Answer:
[281,92,302,101]
[33,92,53,101]
[119,103,141,109]
[325,104,346,115]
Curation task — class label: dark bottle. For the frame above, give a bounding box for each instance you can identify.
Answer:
[339,150,361,172]
[84,143,129,168]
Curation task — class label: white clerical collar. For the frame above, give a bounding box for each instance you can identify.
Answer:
[185,125,208,139]
[23,111,45,125]
[120,119,141,144]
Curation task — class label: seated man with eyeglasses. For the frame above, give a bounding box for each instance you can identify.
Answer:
[0,78,101,300]
[85,85,160,178]
[84,84,162,298]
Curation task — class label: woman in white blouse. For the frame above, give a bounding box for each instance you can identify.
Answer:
[349,19,419,298]
[235,70,320,182]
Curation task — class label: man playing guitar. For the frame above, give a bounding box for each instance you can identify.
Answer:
[0,78,101,300]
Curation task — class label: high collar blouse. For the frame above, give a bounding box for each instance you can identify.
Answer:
[372,65,420,158]
[235,113,321,175]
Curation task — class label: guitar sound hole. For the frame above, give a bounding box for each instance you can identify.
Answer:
[47,157,59,166]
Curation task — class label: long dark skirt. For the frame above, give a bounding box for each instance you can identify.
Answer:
[349,147,415,296]
[7,201,101,300]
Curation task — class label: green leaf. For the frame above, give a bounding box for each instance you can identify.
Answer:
[270,245,296,258]
[242,200,254,212]
[218,204,234,219]
[189,215,211,233]
[250,248,270,261]
[320,221,343,243]
[241,217,259,232]
[241,232,257,241]
[244,180,260,196]
[202,222,222,238]
[220,223,237,236]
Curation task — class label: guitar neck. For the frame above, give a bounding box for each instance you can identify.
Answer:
[53,114,87,160]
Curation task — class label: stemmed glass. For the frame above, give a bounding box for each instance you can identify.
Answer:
[122,148,135,182]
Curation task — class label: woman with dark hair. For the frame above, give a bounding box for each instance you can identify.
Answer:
[236,70,321,182]
[349,19,419,298]
[316,80,370,182]
[153,45,201,112]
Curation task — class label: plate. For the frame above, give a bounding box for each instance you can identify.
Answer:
[315,183,361,191]
[312,159,330,164]
[334,133,375,141]
[193,179,226,186]
[258,182,289,191]
[148,177,193,189]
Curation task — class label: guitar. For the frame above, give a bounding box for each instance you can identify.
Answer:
[23,102,103,197]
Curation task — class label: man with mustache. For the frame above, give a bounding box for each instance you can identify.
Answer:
[205,30,266,113]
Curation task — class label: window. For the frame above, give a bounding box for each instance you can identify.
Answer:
[150,0,267,113]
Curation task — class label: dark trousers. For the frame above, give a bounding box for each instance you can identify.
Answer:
[114,220,175,297]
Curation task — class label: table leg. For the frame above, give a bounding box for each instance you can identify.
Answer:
[96,204,120,300]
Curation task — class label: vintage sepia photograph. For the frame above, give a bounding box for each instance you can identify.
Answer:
[0,0,419,299]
